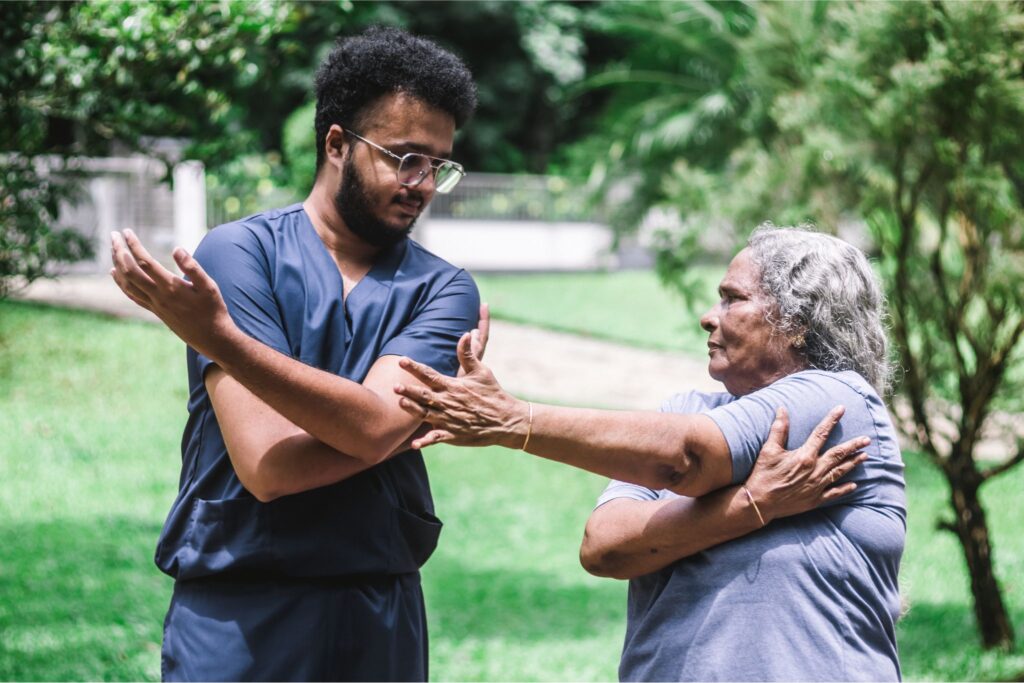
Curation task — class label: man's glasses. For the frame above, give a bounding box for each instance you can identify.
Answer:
[345,130,465,194]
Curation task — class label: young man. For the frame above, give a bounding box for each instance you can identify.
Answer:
[111,27,481,680]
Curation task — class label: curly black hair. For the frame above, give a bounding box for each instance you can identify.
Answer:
[313,26,477,172]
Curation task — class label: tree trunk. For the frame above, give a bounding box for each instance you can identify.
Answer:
[946,472,1016,649]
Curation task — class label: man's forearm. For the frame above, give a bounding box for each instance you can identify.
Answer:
[580,487,763,579]
[209,326,409,463]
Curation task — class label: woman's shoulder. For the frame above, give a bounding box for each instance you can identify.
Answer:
[765,369,883,413]
[660,390,736,415]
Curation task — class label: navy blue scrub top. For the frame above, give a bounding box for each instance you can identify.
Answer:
[155,204,480,581]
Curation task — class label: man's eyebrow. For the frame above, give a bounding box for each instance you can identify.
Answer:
[392,140,453,158]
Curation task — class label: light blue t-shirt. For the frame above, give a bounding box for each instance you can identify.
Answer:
[597,370,906,681]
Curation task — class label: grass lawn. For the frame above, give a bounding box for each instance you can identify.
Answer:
[1,300,1023,681]
[475,268,723,354]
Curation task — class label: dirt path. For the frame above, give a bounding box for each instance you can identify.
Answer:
[14,275,721,410]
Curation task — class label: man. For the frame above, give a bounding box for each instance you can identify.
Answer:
[111,27,482,681]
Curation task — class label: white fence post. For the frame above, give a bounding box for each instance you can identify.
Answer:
[173,160,207,256]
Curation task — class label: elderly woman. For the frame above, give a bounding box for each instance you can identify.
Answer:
[395,226,906,681]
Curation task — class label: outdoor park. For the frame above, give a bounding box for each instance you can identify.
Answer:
[2,1,1024,681]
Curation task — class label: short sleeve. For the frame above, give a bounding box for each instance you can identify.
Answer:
[705,372,864,485]
[592,393,721,509]
[595,479,662,508]
[191,223,291,379]
[378,269,480,377]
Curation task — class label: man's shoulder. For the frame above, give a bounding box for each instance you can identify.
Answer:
[402,238,476,289]
[404,238,464,274]
[198,204,304,258]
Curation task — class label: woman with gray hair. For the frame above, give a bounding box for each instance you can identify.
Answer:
[395,225,906,681]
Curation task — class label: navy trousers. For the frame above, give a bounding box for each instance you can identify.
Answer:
[161,573,428,682]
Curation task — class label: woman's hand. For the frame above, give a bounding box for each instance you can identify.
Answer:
[394,331,529,450]
[745,406,869,524]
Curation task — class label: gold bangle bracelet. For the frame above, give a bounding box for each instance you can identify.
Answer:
[742,486,767,528]
[521,401,534,451]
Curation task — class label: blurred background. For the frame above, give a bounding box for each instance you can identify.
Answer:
[2,1,1023,680]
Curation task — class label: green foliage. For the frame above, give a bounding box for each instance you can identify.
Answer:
[576,0,1024,648]
[2,301,1023,680]
[0,1,300,296]
[282,101,318,196]
[0,157,92,299]
[475,269,722,354]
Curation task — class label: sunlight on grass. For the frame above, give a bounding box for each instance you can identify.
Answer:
[1,300,1022,681]
[475,268,723,355]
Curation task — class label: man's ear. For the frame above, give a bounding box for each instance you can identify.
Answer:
[324,124,348,170]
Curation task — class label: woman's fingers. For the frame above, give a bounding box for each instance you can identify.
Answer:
[397,395,432,417]
[397,357,449,390]
[821,482,858,502]
[411,429,455,450]
[457,331,483,375]
[801,405,846,455]
[474,303,490,361]
[763,406,790,455]
[820,435,870,472]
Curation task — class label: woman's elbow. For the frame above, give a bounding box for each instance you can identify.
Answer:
[580,526,634,580]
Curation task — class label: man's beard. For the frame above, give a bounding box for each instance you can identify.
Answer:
[334,150,420,249]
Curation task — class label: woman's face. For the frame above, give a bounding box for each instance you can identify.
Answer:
[699,248,806,396]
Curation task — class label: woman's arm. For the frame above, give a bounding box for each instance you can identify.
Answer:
[580,407,869,579]
[395,333,735,496]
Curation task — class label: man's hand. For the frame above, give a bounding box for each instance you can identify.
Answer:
[110,230,237,360]
[744,406,869,524]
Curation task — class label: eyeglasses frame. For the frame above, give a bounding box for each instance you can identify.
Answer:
[344,129,465,193]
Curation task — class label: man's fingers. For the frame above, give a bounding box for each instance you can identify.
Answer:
[173,247,218,293]
[397,357,448,390]
[110,269,154,311]
[111,231,157,290]
[122,229,177,288]
[802,405,846,454]
[764,406,790,453]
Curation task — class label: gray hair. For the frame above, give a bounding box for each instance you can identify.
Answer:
[747,224,892,394]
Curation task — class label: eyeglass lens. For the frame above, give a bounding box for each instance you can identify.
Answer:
[397,154,463,194]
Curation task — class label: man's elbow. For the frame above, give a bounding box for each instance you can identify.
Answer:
[345,424,413,465]
[239,472,282,503]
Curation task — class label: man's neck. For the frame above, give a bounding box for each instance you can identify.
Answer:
[304,184,380,269]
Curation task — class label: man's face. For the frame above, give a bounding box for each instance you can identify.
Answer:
[334,92,456,248]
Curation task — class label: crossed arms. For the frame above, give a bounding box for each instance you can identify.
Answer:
[111,230,867,580]
[110,229,484,501]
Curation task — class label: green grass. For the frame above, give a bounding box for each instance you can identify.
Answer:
[2,300,1023,681]
[475,268,723,355]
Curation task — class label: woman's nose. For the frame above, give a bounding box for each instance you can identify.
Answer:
[700,308,718,333]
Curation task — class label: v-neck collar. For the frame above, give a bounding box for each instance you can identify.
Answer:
[298,206,407,306]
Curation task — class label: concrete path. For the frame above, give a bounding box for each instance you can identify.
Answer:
[14,274,722,410]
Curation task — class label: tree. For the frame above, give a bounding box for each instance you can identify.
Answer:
[0,0,298,297]
[576,0,1024,649]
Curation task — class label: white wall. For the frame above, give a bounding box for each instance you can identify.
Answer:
[414,219,616,271]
